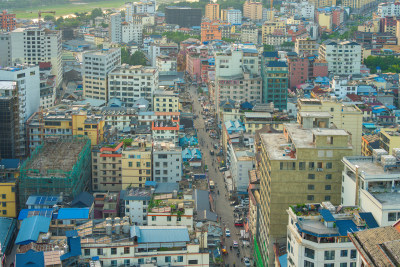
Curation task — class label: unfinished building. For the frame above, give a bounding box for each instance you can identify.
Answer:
[19,137,92,205]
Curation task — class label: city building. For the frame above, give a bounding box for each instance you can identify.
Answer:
[83,48,121,101]
[110,13,122,43]
[19,137,92,205]
[92,142,123,192]
[308,0,337,8]
[152,113,180,144]
[0,33,11,67]
[10,27,63,87]
[0,10,16,32]
[121,22,143,45]
[154,90,179,112]
[227,142,255,194]
[329,76,357,99]
[227,9,242,25]
[342,152,400,227]
[243,0,263,21]
[93,192,120,219]
[295,38,319,56]
[319,41,362,75]
[108,64,158,108]
[120,188,152,224]
[241,24,259,44]
[201,21,222,43]
[156,55,177,75]
[361,134,380,156]
[148,201,194,230]
[125,0,156,21]
[121,145,152,189]
[153,141,182,183]
[379,128,400,154]
[165,7,202,27]
[0,159,19,218]
[298,98,363,155]
[288,56,309,89]
[261,59,288,111]
[205,3,220,21]
[256,117,353,266]
[377,2,400,18]
[342,0,377,14]
[287,202,377,267]
[261,21,287,44]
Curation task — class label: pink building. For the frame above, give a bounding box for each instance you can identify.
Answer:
[313,59,329,78]
[185,46,208,83]
[288,57,309,89]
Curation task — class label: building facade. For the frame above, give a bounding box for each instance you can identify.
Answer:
[153,142,182,183]
[261,60,288,111]
[319,41,362,75]
[0,10,16,32]
[121,145,152,189]
[205,3,220,21]
[243,0,263,21]
[165,7,202,27]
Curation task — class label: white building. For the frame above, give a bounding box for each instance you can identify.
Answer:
[148,207,194,230]
[241,24,259,44]
[39,73,56,109]
[297,1,315,20]
[156,55,177,75]
[121,22,143,45]
[342,153,400,227]
[108,64,158,108]
[287,202,373,267]
[377,2,400,18]
[330,76,357,99]
[83,48,121,101]
[110,13,122,43]
[153,142,182,183]
[101,106,138,131]
[263,34,290,46]
[227,143,255,193]
[120,188,152,225]
[319,41,362,75]
[227,9,242,25]
[125,0,156,22]
[10,27,63,87]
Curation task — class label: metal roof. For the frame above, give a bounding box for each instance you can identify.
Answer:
[57,208,90,220]
[359,212,379,228]
[15,216,51,245]
[0,217,16,253]
[136,226,190,243]
[154,183,179,194]
[336,220,359,236]
[26,196,60,207]
[18,209,53,220]
[15,250,45,267]
[320,209,336,222]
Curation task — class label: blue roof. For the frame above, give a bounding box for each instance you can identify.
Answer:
[0,159,20,169]
[15,216,51,245]
[387,105,397,110]
[57,208,90,220]
[108,98,122,107]
[18,209,53,220]
[137,228,190,243]
[155,182,179,194]
[278,254,288,267]
[374,77,386,83]
[263,51,278,58]
[335,220,359,236]
[60,231,81,260]
[266,61,287,67]
[145,181,157,187]
[359,212,379,228]
[0,217,16,253]
[26,195,60,207]
[320,209,336,222]
[15,250,44,267]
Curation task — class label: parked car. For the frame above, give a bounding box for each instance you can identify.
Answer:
[234,220,244,227]
[241,199,249,205]
[244,257,251,267]
[210,150,214,156]
[219,167,228,172]
[234,204,244,210]
[225,228,231,237]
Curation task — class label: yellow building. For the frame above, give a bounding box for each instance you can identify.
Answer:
[295,38,320,56]
[205,3,220,21]
[380,128,400,154]
[220,9,228,21]
[358,20,379,33]
[308,0,336,8]
[243,0,263,21]
[154,90,179,112]
[298,99,363,155]
[361,134,380,156]
[261,20,286,43]
[255,118,353,266]
[121,146,152,189]
[0,159,19,218]
[318,12,332,31]
[342,0,375,13]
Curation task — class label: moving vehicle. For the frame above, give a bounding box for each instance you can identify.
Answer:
[234,220,244,227]
[233,241,239,248]
[209,180,215,190]
[210,150,214,156]
[244,257,251,267]
[219,167,228,172]
[225,228,231,237]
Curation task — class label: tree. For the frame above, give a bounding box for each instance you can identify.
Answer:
[364,55,400,74]
[44,15,55,22]
[91,8,103,20]
[101,23,108,28]
[121,48,148,66]
[263,44,275,52]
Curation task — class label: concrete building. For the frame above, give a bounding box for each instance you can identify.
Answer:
[243,0,263,21]
[92,142,123,192]
[121,22,143,45]
[298,98,363,155]
[227,9,242,25]
[121,145,152,189]
[151,114,180,144]
[120,188,152,225]
[329,76,357,99]
[342,0,377,14]
[200,21,222,43]
[154,90,179,113]
[227,142,254,193]
[287,202,375,267]
[297,1,315,20]
[288,56,309,89]
[261,60,288,111]
[125,0,156,21]
[379,128,400,154]
[153,141,182,183]
[295,38,319,56]
[83,48,121,101]
[342,153,400,227]
[0,159,19,218]
[165,7,202,27]
[205,3,220,21]
[110,13,122,43]
[148,205,194,230]
[256,117,353,266]
[319,41,362,75]
[156,55,177,75]
[108,64,158,108]
[377,2,400,18]
[261,20,287,44]
[10,27,62,88]
[308,0,337,8]
[241,24,259,44]
[0,33,11,67]
[0,10,16,32]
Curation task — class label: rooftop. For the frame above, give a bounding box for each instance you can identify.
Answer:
[298,111,331,118]
[110,64,157,74]
[120,188,152,201]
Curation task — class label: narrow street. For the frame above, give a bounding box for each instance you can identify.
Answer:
[188,85,251,266]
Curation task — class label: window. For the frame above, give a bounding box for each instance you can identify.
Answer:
[324,264,334,267]
[2,202,6,207]
[325,195,331,201]
[388,212,400,221]
[177,256,184,262]
[325,250,335,260]
[97,248,103,255]
[350,249,357,259]
[167,216,171,221]
[136,162,141,167]
[124,259,130,266]
[188,260,198,264]
[111,248,117,255]
[308,174,315,180]
[326,174,332,180]
[165,256,171,263]
[84,249,90,256]
[124,247,130,254]
[1,194,5,199]
[325,185,331,190]
[129,162,132,167]
[309,162,315,170]
[2,210,6,215]
[305,248,315,259]
[326,162,333,169]
[299,162,306,170]
[152,216,156,221]
[350,263,356,267]
[341,250,348,257]
[138,258,144,264]
[340,263,347,267]
[304,260,314,267]
[111,260,117,267]
[327,136,333,144]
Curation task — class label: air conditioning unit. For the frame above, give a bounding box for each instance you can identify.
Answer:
[316,168,323,172]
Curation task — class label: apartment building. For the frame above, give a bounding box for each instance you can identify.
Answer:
[108,64,158,108]
[227,9,242,25]
[377,2,400,18]
[319,41,362,75]
[227,142,255,193]
[243,0,263,21]
[241,24,259,44]
[205,3,220,21]
[0,33,11,67]
[342,0,377,14]
[165,7,202,27]
[110,13,122,43]
[0,10,16,32]
[121,22,143,45]
[125,0,156,21]
[0,159,18,218]
[261,20,287,43]
[261,60,288,111]
[92,142,123,192]
[298,98,363,155]
[342,152,400,227]
[153,90,179,112]
[153,141,182,183]
[288,56,309,89]
[10,27,62,87]
[151,114,180,144]
[120,188,152,225]
[201,21,222,43]
[308,0,337,8]
[256,115,353,266]
[287,202,375,267]
[295,38,319,56]
[83,48,121,101]
[121,145,152,189]
[156,55,177,75]
[380,128,400,154]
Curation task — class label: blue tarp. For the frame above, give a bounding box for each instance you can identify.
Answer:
[57,208,90,220]
[137,228,190,243]
[15,216,51,245]
[320,209,336,222]
[336,220,359,236]
[359,212,379,228]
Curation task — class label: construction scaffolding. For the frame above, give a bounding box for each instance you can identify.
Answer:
[19,136,92,205]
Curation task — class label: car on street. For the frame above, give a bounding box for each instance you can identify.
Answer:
[225,228,231,237]
[210,150,214,155]
[244,257,251,266]
[219,167,228,172]
[241,198,249,205]
[233,240,239,248]
[234,220,244,227]
[234,204,243,209]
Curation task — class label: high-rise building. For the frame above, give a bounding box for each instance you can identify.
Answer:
[227,9,242,25]
[255,116,353,266]
[261,57,288,111]
[205,3,220,21]
[377,2,400,18]
[108,64,158,108]
[121,22,143,45]
[110,13,122,43]
[152,141,182,183]
[241,24,259,44]
[319,41,362,75]
[243,0,263,21]
[0,10,16,32]
[83,48,121,101]
[125,0,156,22]
[288,56,309,89]
[165,7,202,27]
[0,33,11,67]
[10,27,63,87]
[342,0,377,14]
[121,145,152,189]
[201,21,222,42]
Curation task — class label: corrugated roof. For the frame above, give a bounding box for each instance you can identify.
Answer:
[137,227,190,243]
[15,250,45,267]
[194,189,210,212]
[0,217,16,253]
[359,212,379,228]
[0,159,20,169]
[18,209,53,220]
[154,183,179,194]
[266,61,287,68]
[320,209,336,222]
[26,196,60,207]
[57,208,90,220]
[336,220,359,236]
[15,216,51,245]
